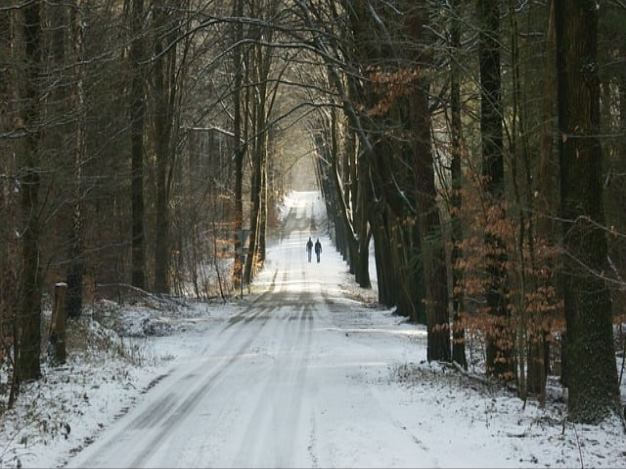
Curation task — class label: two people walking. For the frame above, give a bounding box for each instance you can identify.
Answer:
[306,237,322,263]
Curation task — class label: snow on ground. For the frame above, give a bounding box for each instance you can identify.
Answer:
[1,190,625,468]
[0,299,240,468]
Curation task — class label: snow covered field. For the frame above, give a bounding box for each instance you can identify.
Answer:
[1,191,625,468]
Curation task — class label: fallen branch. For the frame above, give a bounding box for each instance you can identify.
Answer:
[445,361,519,395]
[449,360,491,386]
[571,422,585,469]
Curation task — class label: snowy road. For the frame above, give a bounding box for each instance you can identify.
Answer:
[63,192,626,469]
[68,192,435,468]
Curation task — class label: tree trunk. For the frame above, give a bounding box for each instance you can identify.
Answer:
[355,198,371,289]
[478,0,512,379]
[527,0,557,400]
[231,0,244,289]
[129,0,146,289]
[153,0,176,294]
[49,283,67,365]
[244,68,264,284]
[413,80,450,362]
[327,110,359,276]
[405,6,450,361]
[555,0,620,423]
[244,9,273,284]
[17,0,43,382]
[355,131,371,289]
[340,115,355,274]
[0,6,15,392]
[259,147,268,263]
[449,0,467,368]
[66,0,86,318]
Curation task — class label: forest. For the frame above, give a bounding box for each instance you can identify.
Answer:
[1,0,626,459]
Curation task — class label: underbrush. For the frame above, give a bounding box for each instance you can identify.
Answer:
[0,304,159,468]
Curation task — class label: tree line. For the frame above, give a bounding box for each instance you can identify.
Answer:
[301,0,625,424]
[0,0,289,407]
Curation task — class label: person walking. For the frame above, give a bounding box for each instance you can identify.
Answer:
[314,238,322,263]
[306,237,313,263]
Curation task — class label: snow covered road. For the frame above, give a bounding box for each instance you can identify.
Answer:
[68,192,432,468]
[65,191,626,469]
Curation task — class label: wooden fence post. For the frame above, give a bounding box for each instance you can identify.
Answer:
[49,282,67,365]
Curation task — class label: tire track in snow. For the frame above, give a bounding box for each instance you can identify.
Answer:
[69,194,350,468]
[129,393,178,430]
[231,304,294,467]
[174,273,292,468]
[222,269,279,330]
[276,293,315,468]
[231,283,315,468]
[127,290,283,467]
[72,277,280,468]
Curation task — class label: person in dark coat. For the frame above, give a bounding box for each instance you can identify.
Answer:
[314,238,322,263]
[306,237,313,263]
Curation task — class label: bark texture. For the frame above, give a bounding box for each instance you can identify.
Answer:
[555,0,620,423]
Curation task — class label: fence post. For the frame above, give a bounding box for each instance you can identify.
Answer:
[49,282,67,365]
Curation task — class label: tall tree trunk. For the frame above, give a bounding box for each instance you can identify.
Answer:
[478,0,512,379]
[243,55,264,284]
[406,5,450,361]
[231,0,244,290]
[412,81,450,361]
[537,0,558,243]
[0,7,15,390]
[555,0,620,423]
[327,108,359,275]
[129,0,146,289]
[355,155,371,289]
[17,0,43,382]
[340,115,354,272]
[256,8,279,267]
[449,0,467,368]
[527,0,557,401]
[66,0,86,318]
[259,144,268,263]
[153,0,176,294]
[244,7,274,282]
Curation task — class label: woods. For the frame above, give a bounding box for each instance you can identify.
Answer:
[1,0,625,429]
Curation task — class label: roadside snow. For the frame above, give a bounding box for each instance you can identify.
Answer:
[0,299,239,469]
